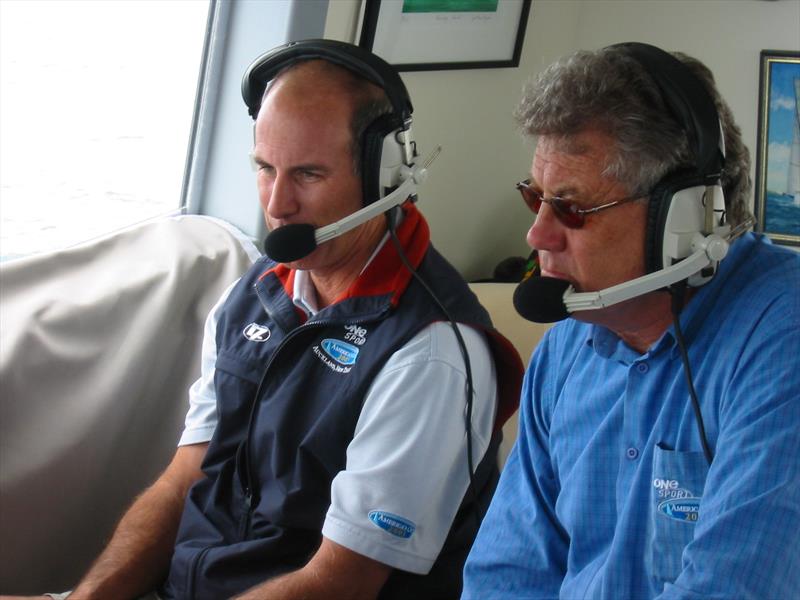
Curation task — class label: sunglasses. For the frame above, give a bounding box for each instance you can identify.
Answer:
[516,179,642,229]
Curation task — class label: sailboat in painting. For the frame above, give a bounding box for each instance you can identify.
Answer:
[789,78,800,207]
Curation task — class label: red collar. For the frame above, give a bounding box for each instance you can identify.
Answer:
[259,203,430,308]
[339,203,428,307]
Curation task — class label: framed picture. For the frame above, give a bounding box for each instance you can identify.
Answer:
[754,50,800,246]
[358,0,531,72]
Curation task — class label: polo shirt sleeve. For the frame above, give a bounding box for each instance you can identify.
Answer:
[462,330,568,599]
[659,288,800,599]
[322,321,497,574]
[177,280,238,447]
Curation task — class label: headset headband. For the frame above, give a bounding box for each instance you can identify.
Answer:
[610,42,724,179]
[241,39,413,123]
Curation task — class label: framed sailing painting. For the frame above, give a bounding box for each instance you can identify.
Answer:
[755,50,800,246]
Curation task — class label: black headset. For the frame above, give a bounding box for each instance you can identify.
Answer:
[241,39,417,208]
[614,42,729,464]
[612,42,728,285]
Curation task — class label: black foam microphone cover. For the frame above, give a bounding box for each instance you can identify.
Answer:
[263,224,317,263]
[513,276,572,323]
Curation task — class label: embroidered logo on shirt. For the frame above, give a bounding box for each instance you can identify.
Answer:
[242,322,271,343]
[368,511,416,539]
[343,324,368,346]
[658,498,701,522]
[653,478,700,523]
[320,339,359,365]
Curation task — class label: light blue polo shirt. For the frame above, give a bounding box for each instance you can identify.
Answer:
[463,233,800,599]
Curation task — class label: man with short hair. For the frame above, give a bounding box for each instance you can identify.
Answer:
[462,43,800,599]
[8,41,521,600]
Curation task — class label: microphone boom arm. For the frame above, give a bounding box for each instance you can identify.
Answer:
[315,176,418,245]
[564,233,729,312]
[313,145,440,246]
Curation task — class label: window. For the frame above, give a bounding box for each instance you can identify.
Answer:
[0,0,209,260]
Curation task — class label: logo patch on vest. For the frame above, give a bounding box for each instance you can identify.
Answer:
[320,339,359,365]
[343,324,368,346]
[243,322,271,343]
[368,511,416,539]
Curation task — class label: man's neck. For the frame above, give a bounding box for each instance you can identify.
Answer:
[309,221,387,309]
[578,290,690,354]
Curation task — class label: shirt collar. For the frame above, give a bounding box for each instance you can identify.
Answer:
[291,230,392,317]
[586,233,758,362]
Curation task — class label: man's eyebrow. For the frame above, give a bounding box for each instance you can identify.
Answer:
[529,177,580,198]
[251,154,270,168]
[249,157,328,174]
[292,163,329,173]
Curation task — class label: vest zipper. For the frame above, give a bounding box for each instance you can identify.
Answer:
[237,322,326,535]
[236,314,382,535]
[238,491,252,539]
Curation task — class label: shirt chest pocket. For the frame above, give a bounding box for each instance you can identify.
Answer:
[647,443,709,584]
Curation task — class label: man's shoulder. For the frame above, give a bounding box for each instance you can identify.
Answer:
[417,243,470,287]
[719,234,799,313]
[728,233,800,281]
[408,244,491,322]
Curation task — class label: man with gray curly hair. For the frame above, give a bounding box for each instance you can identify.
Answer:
[462,43,799,599]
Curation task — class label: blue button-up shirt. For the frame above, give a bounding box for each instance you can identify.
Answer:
[463,233,800,599]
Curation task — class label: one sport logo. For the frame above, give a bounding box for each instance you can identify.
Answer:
[243,323,271,343]
[344,324,367,346]
[652,478,693,500]
[653,478,701,523]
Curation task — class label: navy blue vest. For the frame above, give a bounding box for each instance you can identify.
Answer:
[162,208,522,599]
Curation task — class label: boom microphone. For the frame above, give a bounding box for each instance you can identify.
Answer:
[264,224,317,263]
[513,276,571,323]
[514,229,737,324]
[263,147,440,263]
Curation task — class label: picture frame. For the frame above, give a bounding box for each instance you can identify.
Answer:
[358,0,531,72]
[754,49,800,246]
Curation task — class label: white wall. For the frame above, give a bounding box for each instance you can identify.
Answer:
[326,0,800,280]
[186,0,329,241]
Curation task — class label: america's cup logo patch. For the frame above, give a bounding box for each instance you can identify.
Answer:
[320,339,359,365]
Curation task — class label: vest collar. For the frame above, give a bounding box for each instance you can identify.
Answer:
[257,203,430,318]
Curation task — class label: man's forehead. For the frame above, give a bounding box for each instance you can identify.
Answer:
[530,131,617,191]
[534,132,597,157]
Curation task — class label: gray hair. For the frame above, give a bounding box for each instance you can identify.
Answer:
[515,46,752,227]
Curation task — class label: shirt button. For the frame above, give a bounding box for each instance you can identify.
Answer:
[636,362,649,374]
[626,447,639,460]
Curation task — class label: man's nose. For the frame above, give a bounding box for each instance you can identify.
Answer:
[526,203,566,251]
[264,173,299,220]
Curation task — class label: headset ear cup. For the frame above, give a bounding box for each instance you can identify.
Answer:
[360,113,402,206]
[644,187,666,275]
[645,169,712,274]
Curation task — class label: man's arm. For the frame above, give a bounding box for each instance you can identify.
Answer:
[658,318,800,599]
[234,323,498,600]
[462,334,568,599]
[67,442,208,600]
[235,538,391,600]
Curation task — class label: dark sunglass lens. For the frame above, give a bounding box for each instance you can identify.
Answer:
[551,198,584,228]
[518,185,541,213]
